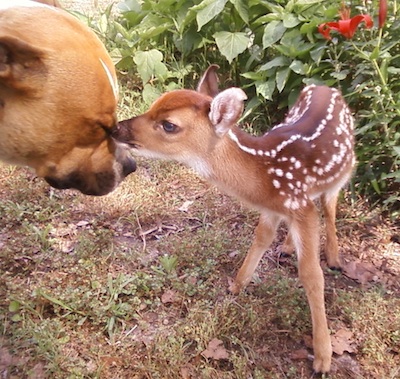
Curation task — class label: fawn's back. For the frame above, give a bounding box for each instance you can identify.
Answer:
[115,84,355,215]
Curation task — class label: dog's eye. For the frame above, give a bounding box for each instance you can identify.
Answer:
[161,121,178,133]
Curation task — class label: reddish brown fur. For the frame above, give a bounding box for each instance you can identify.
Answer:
[114,66,355,373]
[0,2,135,195]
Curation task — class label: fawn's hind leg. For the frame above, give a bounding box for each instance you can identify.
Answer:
[321,193,341,269]
[291,203,332,373]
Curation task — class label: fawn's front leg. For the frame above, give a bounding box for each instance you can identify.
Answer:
[230,213,281,294]
[291,204,332,373]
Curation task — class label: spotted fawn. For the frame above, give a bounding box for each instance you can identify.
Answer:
[113,65,355,373]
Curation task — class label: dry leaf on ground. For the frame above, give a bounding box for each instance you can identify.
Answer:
[290,349,310,360]
[161,289,179,304]
[331,329,357,355]
[201,338,229,360]
[343,260,381,285]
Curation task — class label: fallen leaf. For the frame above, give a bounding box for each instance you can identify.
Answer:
[60,240,75,253]
[76,220,90,227]
[331,329,357,355]
[201,338,229,360]
[161,289,179,304]
[343,260,381,285]
[180,365,193,379]
[290,349,309,360]
[178,200,193,212]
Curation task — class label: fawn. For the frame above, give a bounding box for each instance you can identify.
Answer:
[113,65,355,373]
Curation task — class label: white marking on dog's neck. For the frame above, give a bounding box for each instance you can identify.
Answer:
[0,0,53,10]
[99,58,119,101]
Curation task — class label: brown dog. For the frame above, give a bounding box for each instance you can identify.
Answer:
[0,0,136,195]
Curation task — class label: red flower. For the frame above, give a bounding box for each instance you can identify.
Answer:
[318,3,373,40]
[379,0,387,29]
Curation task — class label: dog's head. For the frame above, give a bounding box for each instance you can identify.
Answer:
[0,2,136,195]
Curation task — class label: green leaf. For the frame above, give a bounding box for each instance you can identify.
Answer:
[259,56,290,71]
[118,0,142,12]
[283,13,300,28]
[330,70,349,80]
[242,96,262,120]
[11,314,22,322]
[175,27,204,55]
[193,0,228,31]
[241,71,265,81]
[276,67,290,92]
[262,20,286,49]
[310,45,326,64]
[98,13,109,34]
[371,178,381,194]
[133,50,168,83]
[143,84,162,105]
[214,31,250,63]
[289,60,307,75]
[133,14,171,40]
[255,78,275,100]
[9,300,20,312]
[295,0,324,4]
[369,45,380,60]
[230,0,249,23]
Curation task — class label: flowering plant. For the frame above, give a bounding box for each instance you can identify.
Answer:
[317,0,398,215]
[318,3,373,40]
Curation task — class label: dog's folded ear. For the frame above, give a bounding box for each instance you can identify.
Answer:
[0,36,46,93]
[34,0,61,6]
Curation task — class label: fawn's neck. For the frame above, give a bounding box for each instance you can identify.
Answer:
[192,126,276,209]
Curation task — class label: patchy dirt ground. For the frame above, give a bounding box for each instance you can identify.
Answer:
[0,162,399,378]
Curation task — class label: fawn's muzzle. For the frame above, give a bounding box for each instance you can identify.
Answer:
[112,119,134,144]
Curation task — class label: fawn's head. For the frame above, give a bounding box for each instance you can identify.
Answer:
[113,65,247,168]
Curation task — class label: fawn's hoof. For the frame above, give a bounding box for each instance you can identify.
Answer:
[313,355,331,374]
[227,278,241,295]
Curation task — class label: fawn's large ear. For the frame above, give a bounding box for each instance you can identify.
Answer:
[197,64,220,97]
[209,88,247,137]
[0,36,46,93]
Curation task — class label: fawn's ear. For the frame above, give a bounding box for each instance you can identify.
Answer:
[209,88,247,137]
[197,64,220,97]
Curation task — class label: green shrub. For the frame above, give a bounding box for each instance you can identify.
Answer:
[82,0,399,216]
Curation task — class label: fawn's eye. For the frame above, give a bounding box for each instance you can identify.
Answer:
[161,120,179,133]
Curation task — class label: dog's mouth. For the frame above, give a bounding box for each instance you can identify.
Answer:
[44,171,115,196]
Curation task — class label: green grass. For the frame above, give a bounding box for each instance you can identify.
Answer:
[1,158,399,378]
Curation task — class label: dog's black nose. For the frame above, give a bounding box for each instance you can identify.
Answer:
[123,156,136,176]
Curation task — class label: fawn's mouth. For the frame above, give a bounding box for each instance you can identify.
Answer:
[126,142,141,149]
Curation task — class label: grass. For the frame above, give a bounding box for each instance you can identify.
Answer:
[1,153,399,378]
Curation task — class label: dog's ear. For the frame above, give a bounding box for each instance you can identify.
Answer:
[0,36,46,93]
[33,0,61,6]
[197,64,220,98]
